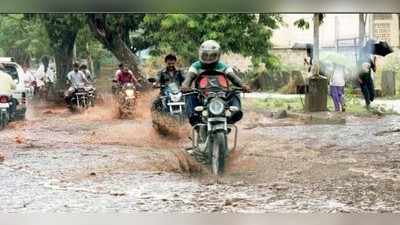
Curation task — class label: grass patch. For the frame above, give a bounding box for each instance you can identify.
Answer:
[244,91,385,117]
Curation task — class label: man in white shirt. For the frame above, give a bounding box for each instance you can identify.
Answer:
[329,63,346,112]
[22,64,37,96]
[65,63,89,105]
[35,56,55,87]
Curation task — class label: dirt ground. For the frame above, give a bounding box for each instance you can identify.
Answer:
[1,89,400,212]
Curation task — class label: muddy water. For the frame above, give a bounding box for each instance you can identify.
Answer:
[1,88,400,212]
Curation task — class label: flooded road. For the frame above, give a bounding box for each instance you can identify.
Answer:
[1,93,400,212]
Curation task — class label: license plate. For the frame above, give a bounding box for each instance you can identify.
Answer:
[168,102,185,106]
[0,103,9,108]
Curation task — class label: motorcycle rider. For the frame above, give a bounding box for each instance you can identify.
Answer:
[154,54,185,91]
[22,63,37,96]
[79,64,93,82]
[115,64,140,87]
[112,63,124,94]
[0,64,17,117]
[151,54,185,111]
[115,63,123,80]
[64,63,90,106]
[181,40,250,126]
[35,55,55,88]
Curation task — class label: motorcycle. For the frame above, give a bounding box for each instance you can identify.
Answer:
[117,82,136,118]
[0,95,11,130]
[148,78,186,118]
[148,78,188,135]
[184,74,243,175]
[68,85,96,112]
[34,78,53,101]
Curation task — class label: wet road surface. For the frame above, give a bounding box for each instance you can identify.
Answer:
[1,95,400,212]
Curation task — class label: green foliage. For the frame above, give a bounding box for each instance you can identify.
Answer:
[294,18,310,30]
[141,14,283,65]
[0,14,51,59]
[87,14,148,53]
[76,24,110,65]
[38,14,84,50]
[294,14,325,30]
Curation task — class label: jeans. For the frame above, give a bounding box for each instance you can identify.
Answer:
[330,86,344,111]
[186,93,243,126]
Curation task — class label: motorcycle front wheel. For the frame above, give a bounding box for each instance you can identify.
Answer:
[209,131,228,176]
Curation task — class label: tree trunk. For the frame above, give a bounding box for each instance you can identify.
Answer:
[359,14,366,47]
[53,36,76,101]
[304,14,328,112]
[6,48,31,66]
[87,14,142,80]
[107,37,141,76]
[313,13,320,70]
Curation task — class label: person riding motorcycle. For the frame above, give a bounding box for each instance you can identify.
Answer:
[181,40,250,126]
[35,55,55,88]
[154,54,185,92]
[22,63,37,96]
[115,64,140,88]
[64,63,90,106]
[79,64,93,82]
[151,54,185,111]
[0,65,17,117]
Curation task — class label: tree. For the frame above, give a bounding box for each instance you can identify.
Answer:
[141,14,283,67]
[294,13,325,72]
[312,13,323,69]
[0,14,51,65]
[87,14,147,79]
[75,24,110,76]
[359,14,367,47]
[294,14,327,112]
[37,14,84,98]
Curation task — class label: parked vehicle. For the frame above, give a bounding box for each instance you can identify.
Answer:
[0,57,27,120]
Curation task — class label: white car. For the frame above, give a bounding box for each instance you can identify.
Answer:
[0,57,27,119]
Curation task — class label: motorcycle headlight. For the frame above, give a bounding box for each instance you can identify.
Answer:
[208,98,225,115]
[170,93,182,102]
[125,89,135,97]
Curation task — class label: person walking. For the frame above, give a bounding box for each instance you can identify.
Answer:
[329,63,346,112]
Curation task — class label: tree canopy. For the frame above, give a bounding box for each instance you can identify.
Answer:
[141,14,283,66]
[0,14,51,63]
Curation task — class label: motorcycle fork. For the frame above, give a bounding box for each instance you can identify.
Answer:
[191,123,238,152]
[192,124,208,149]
